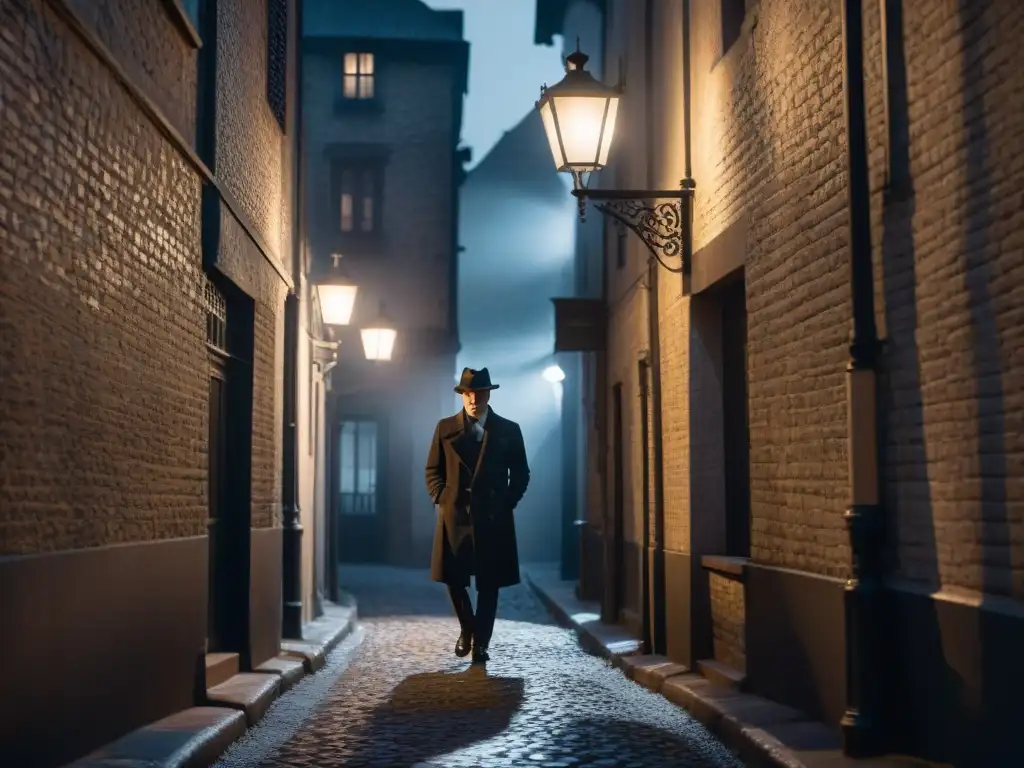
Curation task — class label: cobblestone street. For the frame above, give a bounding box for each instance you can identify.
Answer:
[214,566,743,768]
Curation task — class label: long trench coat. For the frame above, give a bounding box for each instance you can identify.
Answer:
[424,409,530,589]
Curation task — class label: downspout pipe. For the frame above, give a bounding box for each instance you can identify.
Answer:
[637,354,652,651]
[680,0,695,294]
[281,0,306,641]
[644,0,667,656]
[838,0,885,757]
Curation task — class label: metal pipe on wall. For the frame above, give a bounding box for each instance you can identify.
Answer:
[637,354,652,651]
[680,0,695,294]
[281,0,306,641]
[644,0,668,657]
[838,0,886,757]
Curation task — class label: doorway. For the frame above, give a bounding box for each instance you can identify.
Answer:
[605,382,626,623]
[204,277,254,657]
[336,418,387,563]
[720,274,751,557]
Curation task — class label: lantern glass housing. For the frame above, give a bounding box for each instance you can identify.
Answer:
[361,302,397,361]
[536,47,621,175]
[315,254,358,326]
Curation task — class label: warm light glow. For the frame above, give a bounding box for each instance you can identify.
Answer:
[361,327,397,361]
[317,284,357,326]
[542,364,565,383]
[539,95,618,172]
[536,48,621,175]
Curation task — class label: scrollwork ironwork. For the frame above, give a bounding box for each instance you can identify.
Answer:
[594,199,683,261]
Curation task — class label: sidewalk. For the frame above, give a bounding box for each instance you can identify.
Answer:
[524,566,946,768]
[65,595,358,768]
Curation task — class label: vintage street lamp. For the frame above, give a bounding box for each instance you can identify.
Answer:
[542,364,566,383]
[360,301,397,362]
[537,42,695,281]
[315,254,359,326]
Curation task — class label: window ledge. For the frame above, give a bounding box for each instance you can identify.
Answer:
[159,0,202,49]
[701,555,748,580]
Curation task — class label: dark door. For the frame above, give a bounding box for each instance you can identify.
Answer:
[204,276,254,660]
[336,419,386,562]
[721,277,751,557]
[606,383,626,623]
[207,366,230,651]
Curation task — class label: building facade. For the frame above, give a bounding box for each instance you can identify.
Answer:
[302,0,468,569]
[540,0,1024,764]
[0,0,312,765]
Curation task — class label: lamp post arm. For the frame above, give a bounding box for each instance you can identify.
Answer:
[572,187,694,275]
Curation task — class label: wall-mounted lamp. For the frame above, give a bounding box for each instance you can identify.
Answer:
[360,301,397,362]
[315,254,359,326]
[542,364,566,383]
[536,41,695,279]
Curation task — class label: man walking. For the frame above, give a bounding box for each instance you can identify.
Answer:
[424,367,530,663]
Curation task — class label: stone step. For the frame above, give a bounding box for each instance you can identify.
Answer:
[255,654,308,693]
[205,652,240,690]
[64,706,246,768]
[697,658,747,691]
[206,672,281,726]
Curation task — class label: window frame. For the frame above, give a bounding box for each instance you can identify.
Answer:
[332,161,384,237]
[342,52,376,101]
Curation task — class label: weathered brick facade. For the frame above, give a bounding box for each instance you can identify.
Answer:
[1,0,207,554]
[0,0,297,763]
[546,0,1024,759]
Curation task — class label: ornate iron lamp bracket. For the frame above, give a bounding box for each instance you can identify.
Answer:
[572,183,695,275]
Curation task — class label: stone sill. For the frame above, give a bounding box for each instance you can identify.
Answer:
[701,555,748,581]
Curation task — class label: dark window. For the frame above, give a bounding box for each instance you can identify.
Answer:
[615,226,627,269]
[333,163,383,234]
[338,420,378,515]
[721,0,746,53]
[266,0,288,130]
[343,52,375,100]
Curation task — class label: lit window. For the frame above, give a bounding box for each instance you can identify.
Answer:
[343,52,375,100]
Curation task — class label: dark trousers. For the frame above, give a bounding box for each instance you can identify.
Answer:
[447,584,498,648]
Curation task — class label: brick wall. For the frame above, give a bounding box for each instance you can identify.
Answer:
[0,0,206,554]
[873,1,1024,600]
[0,0,293,553]
[66,0,197,141]
[708,571,746,672]
[684,0,854,577]
[215,0,292,530]
[216,0,290,262]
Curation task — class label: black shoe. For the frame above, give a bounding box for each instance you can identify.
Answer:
[455,632,473,658]
[471,645,489,664]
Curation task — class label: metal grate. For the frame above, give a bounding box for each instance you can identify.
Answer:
[266,0,288,131]
[205,277,227,352]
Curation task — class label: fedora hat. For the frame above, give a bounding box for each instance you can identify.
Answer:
[454,367,499,394]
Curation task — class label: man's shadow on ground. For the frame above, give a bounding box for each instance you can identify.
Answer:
[341,667,525,766]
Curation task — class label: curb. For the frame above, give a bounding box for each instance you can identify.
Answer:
[64,593,359,768]
[524,571,940,768]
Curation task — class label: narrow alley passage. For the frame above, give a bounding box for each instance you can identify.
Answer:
[214,567,743,768]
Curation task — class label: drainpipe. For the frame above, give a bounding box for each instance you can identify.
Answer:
[637,353,652,651]
[680,0,695,294]
[838,0,885,757]
[281,0,305,641]
[643,0,668,657]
